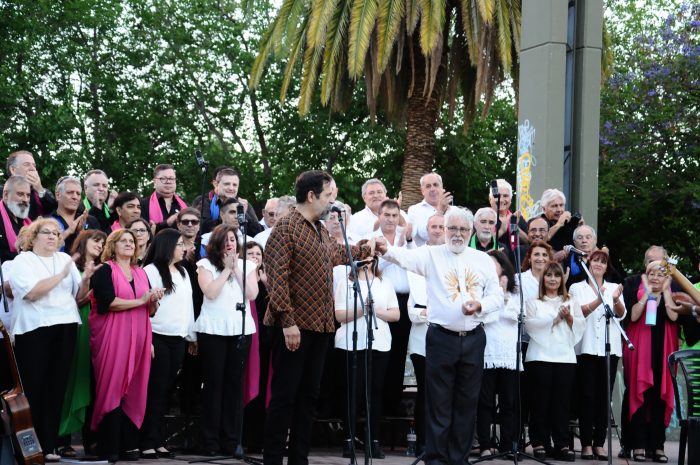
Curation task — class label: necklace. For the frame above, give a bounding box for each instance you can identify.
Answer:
[32,251,56,275]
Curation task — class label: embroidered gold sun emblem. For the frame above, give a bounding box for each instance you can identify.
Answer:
[464,269,480,300]
[445,270,461,301]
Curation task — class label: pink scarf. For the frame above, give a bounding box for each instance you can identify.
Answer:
[0,201,31,253]
[111,220,122,231]
[622,281,677,425]
[148,192,187,224]
[243,300,261,405]
[89,261,152,430]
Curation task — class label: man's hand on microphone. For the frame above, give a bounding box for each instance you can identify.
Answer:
[283,325,301,351]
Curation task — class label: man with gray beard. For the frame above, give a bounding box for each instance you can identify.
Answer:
[375,207,503,465]
[469,207,507,253]
[0,175,32,261]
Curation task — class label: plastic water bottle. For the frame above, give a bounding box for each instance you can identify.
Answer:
[645,295,657,326]
[406,421,417,456]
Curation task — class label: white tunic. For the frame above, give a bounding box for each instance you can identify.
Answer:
[407,200,439,247]
[524,295,585,364]
[382,244,503,332]
[568,281,626,357]
[144,264,196,340]
[407,272,428,357]
[0,261,14,339]
[483,291,522,370]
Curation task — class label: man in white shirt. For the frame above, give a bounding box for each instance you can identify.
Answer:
[376,207,502,465]
[254,196,296,249]
[348,178,387,239]
[407,172,452,246]
[260,197,279,230]
[368,199,414,416]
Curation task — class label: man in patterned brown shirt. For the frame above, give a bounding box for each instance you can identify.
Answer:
[262,170,371,465]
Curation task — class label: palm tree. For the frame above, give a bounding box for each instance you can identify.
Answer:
[249,0,521,205]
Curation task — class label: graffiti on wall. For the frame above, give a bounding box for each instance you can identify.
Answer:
[517,120,541,221]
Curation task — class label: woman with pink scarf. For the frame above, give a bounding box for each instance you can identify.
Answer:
[89,229,164,463]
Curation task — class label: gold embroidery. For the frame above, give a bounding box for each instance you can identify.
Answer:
[464,269,480,300]
[445,269,461,301]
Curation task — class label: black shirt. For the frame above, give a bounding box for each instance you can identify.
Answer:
[91,265,149,315]
[140,194,185,233]
[0,205,25,262]
[541,213,580,252]
[51,210,100,253]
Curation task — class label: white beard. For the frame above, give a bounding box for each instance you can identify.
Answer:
[477,231,492,242]
[448,237,466,254]
[7,201,29,219]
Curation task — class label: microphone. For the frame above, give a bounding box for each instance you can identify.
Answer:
[329,205,344,214]
[564,245,588,257]
[353,257,377,269]
[490,180,500,199]
[195,150,208,169]
[236,204,246,230]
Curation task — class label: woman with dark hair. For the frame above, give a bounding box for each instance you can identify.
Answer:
[477,250,520,458]
[334,254,400,459]
[569,250,626,460]
[623,261,679,463]
[57,229,107,458]
[525,262,585,461]
[89,229,165,463]
[127,218,153,265]
[139,229,195,458]
[110,192,142,230]
[242,241,270,452]
[195,224,259,455]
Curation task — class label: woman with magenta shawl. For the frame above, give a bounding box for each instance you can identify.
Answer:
[89,229,165,463]
[622,260,680,463]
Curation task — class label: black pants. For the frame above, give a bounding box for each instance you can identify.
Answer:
[384,292,410,415]
[243,328,272,451]
[99,407,139,457]
[14,323,77,454]
[263,329,331,465]
[627,381,667,451]
[198,332,249,454]
[477,368,518,452]
[140,333,186,450]
[410,353,426,449]
[578,354,619,448]
[341,349,390,444]
[526,361,576,451]
[424,325,485,465]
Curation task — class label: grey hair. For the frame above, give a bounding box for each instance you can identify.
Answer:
[276,195,297,216]
[444,206,474,230]
[488,179,513,198]
[419,172,443,187]
[56,175,81,195]
[3,175,31,195]
[572,224,596,241]
[361,178,386,196]
[540,188,566,208]
[474,207,497,223]
[644,245,667,265]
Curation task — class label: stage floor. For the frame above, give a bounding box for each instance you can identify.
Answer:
[65,438,681,464]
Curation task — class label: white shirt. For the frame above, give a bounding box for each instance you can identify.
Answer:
[407,272,428,357]
[569,281,626,357]
[194,258,257,336]
[334,277,398,352]
[0,261,14,339]
[370,228,413,293]
[524,295,585,364]
[382,244,503,332]
[253,228,273,249]
[348,207,379,240]
[484,291,522,370]
[200,231,255,255]
[144,264,196,340]
[10,251,82,336]
[407,200,439,246]
[515,270,540,341]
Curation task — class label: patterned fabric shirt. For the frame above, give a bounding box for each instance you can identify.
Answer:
[263,209,371,332]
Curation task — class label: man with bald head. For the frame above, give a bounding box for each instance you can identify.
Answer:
[261,197,279,230]
[2,150,57,219]
[407,173,452,246]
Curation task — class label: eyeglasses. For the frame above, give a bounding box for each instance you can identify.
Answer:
[179,219,200,226]
[156,177,177,183]
[130,228,148,234]
[446,226,470,234]
[38,230,60,237]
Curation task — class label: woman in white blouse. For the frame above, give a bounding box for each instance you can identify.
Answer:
[139,229,195,458]
[524,262,585,462]
[195,224,258,455]
[10,219,91,462]
[335,256,399,459]
[568,249,625,460]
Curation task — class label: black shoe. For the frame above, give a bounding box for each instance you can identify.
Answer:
[342,440,353,459]
[370,441,385,459]
[156,448,175,458]
[120,449,140,461]
[533,447,547,460]
[140,449,158,459]
[555,448,576,462]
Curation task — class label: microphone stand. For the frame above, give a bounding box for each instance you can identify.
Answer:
[360,264,378,465]
[337,211,370,465]
[577,258,633,465]
[195,150,208,258]
[191,209,262,465]
[472,215,550,465]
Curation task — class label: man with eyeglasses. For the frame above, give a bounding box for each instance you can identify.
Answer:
[375,206,503,465]
[79,169,113,234]
[140,164,187,233]
[261,197,279,230]
[0,175,32,261]
[1,150,58,220]
[50,176,99,253]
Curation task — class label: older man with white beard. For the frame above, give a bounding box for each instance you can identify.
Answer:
[469,208,507,253]
[375,207,503,465]
[0,175,32,261]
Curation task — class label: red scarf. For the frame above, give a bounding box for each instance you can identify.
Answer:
[0,201,31,252]
[148,192,187,224]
